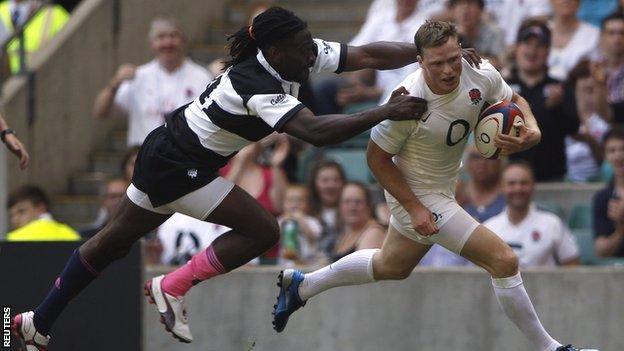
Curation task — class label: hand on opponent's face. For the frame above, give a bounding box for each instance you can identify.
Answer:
[384,86,428,121]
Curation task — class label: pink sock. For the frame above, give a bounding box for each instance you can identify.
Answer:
[161,246,227,297]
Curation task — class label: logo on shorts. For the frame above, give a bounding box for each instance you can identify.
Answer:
[432,212,442,223]
[270,94,286,105]
[469,88,482,105]
[187,169,198,179]
[322,41,331,54]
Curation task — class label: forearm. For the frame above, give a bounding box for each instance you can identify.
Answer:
[595,230,624,257]
[0,113,8,130]
[512,94,539,133]
[367,149,422,211]
[93,80,120,119]
[309,107,388,146]
[352,42,418,71]
[270,166,288,213]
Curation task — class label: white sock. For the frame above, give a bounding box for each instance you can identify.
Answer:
[298,249,378,301]
[492,272,562,351]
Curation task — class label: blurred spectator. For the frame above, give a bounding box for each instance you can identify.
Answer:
[330,182,385,262]
[565,59,610,182]
[484,161,580,266]
[548,0,600,81]
[577,0,619,28]
[314,0,426,114]
[157,213,229,265]
[594,12,624,123]
[593,127,624,257]
[0,111,28,169]
[307,160,346,255]
[487,0,552,46]
[93,18,212,146]
[450,0,506,66]
[79,178,128,239]
[278,184,322,265]
[421,145,502,267]
[221,135,289,263]
[507,20,579,181]
[5,185,79,241]
[0,0,69,73]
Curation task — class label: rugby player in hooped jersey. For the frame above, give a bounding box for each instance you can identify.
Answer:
[274,20,586,351]
[10,7,489,349]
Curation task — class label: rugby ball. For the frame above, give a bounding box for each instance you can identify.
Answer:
[474,100,524,159]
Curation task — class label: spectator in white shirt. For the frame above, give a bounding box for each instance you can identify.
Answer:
[93,18,212,146]
[548,0,600,81]
[484,161,581,267]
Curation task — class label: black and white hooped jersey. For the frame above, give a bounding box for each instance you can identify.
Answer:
[182,39,347,157]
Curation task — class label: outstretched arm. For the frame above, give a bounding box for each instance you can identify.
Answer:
[281,87,426,146]
[344,43,482,72]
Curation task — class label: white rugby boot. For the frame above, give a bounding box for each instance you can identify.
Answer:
[144,274,193,343]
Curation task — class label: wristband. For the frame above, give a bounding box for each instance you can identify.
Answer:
[0,128,14,143]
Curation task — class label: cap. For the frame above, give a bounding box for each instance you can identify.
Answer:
[517,24,551,46]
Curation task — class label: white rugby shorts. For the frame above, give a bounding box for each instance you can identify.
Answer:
[387,192,479,254]
[126,176,235,220]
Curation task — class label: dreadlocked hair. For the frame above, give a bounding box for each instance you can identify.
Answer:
[225,7,307,68]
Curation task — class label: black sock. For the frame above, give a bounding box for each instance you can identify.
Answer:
[32,249,99,335]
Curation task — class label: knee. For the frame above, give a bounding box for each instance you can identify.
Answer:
[258,216,280,250]
[373,257,413,281]
[489,248,519,278]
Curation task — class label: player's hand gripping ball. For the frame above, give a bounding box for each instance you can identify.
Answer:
[474,100,525,159]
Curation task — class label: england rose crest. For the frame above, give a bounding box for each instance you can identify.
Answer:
[469,88,482,105]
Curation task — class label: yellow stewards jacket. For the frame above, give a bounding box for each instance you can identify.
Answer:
[6,217,80,241]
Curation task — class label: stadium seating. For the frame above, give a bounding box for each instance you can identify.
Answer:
[324,148,374,183]
[568,202,593,230]
[572,228,597,265]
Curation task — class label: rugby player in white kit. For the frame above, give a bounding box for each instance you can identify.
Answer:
[273,20,585,351]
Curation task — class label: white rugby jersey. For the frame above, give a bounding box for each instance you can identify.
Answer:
[483,204,580,267]
[371,59,513,198]
[183,39,346,156]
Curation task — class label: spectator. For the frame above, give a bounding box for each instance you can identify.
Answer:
[278,184,322,265]
[548,0,600,81]
[487,0,552,46]
[484,161,580,266]
[450,0,506,66]
[421,145,503,266]
[507,20,579,181]
[221,135,290,263]
[314,0,426,115]
[5,185,79,241]
[0,111,28,169]
[0,0,69,73]
[594,12,624,123]
[79,178,128,239]
[593,126,624,257]
[307,160,346,255]
[93,18,212,146]
[330,182,385,262]
[565,59,610,182]
[577,0,619,28]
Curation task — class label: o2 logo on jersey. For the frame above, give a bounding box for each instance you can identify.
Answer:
[469,88,482,105]
[271,94,287,105]
[446,119,470,146]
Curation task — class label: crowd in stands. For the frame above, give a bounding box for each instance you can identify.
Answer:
[3,0,624,268]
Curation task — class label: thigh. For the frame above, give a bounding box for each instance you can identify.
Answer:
[376,224,432,271]
[428,207,480,254]
[204,184,277,235]
[459,224,513,271]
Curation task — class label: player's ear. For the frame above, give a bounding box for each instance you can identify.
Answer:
[416,55,423,65]
[267,45,282,63]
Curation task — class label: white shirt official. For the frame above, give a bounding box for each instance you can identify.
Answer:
[115,59,212,146]
[484,204,580,267]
